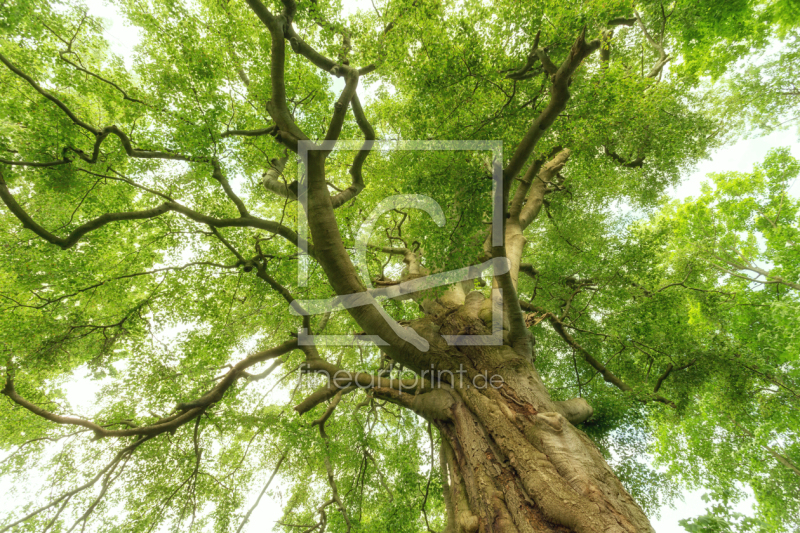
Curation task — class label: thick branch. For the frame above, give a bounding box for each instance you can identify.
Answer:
[330,94,374,209]
[156,204,313,256]
[323,72,359,145]
[554,398,594,425]
[295,359,435,415]
[221,126,278,138]
[244,0,308,148]
[506,31,541,80]
[490,31,600,360]
[519,148,571,229]
[261,155,296,200]
[312,386,354,439]
[503,29,600,185]
[508,156,545,221]
[371,387,455,421]
[608,17,636,27]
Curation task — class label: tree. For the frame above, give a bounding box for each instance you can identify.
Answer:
[647,148,800,529]
[0,0,797,532]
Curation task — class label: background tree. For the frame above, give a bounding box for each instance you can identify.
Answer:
[0,0,797,532]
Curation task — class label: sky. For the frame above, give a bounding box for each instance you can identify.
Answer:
[674,129,800,201]
[1,0,798,531]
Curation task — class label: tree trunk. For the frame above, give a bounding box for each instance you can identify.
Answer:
[411,291,654,533]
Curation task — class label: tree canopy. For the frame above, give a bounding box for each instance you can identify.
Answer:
[0,0,798,532]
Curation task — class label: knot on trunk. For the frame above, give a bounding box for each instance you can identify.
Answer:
[554,397,594,425]
[457,512,479,533]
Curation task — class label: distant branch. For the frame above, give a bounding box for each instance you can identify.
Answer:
[0,436,151,533]
[634,10,670,78]
[235,450,288,533]
[603,146,644,168]
[521,302,677,408]
[2,340,299,439]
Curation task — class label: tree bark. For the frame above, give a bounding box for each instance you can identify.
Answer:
[408,291,654,533]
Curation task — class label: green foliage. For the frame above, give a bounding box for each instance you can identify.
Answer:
[0,0,797,531]
[680,490,771,533]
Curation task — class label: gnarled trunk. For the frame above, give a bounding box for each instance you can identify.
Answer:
[411,291,654,533]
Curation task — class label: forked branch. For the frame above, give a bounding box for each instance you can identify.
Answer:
[0,170,311,254]
[330,94,375,208]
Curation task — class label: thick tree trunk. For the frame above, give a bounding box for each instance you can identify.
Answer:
[411,291,654,533]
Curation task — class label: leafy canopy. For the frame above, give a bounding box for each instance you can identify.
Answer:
[0,0,798,532]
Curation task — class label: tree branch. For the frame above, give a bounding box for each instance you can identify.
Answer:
[608,17,636,27]
[211,159,249,217]
[261,154,297,200]
[634,10,670,78]
[508,156,545,221]
[0,436,150,533]
[503,29,600,185]
[0,170,311,254]
[2,340,299,439]
[711,254,800,291]
[243,0,308,150]
[521,302,677,408]
[235,450,288,533]
[0,171,172,249]
[323,71,359,146]
[506,31,541,80]
[0,52,98,134]
[330,94,374,209]
[294,358,435,415]
[0,156,72,168]
[519,148,571,229]
[726,414,800,478]
[603,146,645,168]
[653,360,694,393]
[221,126,278,138]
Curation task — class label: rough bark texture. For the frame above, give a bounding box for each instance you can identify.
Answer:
[404,288,654,533]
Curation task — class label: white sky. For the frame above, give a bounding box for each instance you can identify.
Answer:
[675,129,800,200]
[2,0,798,531]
